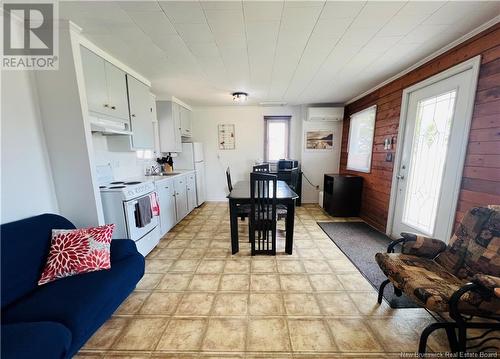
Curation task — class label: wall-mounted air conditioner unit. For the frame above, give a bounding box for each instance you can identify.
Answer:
[307,107,344,122]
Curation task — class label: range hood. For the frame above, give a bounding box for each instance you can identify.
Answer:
[89,117,132,135]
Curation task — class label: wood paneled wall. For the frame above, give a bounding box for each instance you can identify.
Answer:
[340,23,500,233]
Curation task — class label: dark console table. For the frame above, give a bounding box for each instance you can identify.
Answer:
[323,174,363,217]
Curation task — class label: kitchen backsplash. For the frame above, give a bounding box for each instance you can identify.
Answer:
[92,133,156,180]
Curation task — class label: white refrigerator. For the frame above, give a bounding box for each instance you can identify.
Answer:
[175,142,206,206]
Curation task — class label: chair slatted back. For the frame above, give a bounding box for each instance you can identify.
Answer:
[226,167,233,192]
[290,167,300,192]
[253,164,270,173]
[250,173,277,255]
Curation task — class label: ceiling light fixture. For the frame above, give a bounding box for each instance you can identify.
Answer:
[232,92,248,102]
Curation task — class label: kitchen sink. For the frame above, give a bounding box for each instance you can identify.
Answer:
[146,172,180,176]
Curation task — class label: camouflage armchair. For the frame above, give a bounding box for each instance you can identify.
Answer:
[375,206,500,354]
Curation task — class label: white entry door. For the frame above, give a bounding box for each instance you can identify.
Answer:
[390,58,480,242]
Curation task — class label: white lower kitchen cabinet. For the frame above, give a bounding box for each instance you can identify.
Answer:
[186,173,197,212]
[155,172,197,236]
[156,178,176,236]
[173,176,189,222]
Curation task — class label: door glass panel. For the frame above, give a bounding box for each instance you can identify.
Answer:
[402,90,457,235]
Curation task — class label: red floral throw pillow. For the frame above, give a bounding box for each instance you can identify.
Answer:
[38,224,115,285]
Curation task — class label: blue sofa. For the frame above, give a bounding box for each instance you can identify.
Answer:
[1,214,145,359]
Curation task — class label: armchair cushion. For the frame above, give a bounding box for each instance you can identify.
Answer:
[400,233,447,259]
[473,274,500,298]
[435,206,499,280]
[375,253,500,315]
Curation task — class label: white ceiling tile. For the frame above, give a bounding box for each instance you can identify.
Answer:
[243,1,284,22]
[188,42,220,58]
[118,1,162,12]
[205,10,245,36]
[400,24,450,44]
[362,36,403,55]
[125,11,177,36]
[313,18,352,38]
[397,1,446,17]
[377,14,429,37]
[350,1,406,29]
[424,2,482,25]
[201,1,243,11]
[60,1,497,105]
[175,23,215,44]
[158,1,206,24]
[215,34,247,50]
[284,1,325,8]
[281,6,323,29]
[321,1,365,18]
[246,21,280,43]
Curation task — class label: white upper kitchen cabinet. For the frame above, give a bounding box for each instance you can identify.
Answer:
[157,101,182,153]
[80,46,108,117]
[127,75,154,149]
[105,62,129,121]
[80,46,129,122]
[180,106,192,137]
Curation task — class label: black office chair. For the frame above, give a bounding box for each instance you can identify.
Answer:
[226,167,250,221]
[250,173,277,255]
[253,164,270,173]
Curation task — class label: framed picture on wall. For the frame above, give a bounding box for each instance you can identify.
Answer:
[218,124,235,150]
[305,130,334,151]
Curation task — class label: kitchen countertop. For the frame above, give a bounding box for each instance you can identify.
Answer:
[141,169,195,183]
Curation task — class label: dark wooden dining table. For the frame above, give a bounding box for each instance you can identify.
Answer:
[227,180,298,255]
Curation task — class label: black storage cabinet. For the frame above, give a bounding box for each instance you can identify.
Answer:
[323,174,363,217]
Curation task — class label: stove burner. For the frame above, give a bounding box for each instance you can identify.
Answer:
[109,186,126,189]
[125,181,141,185]
[111,181,124,184]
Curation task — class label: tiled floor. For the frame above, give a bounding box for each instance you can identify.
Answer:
[77,203,450,359]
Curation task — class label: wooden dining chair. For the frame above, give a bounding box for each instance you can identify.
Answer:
[226,167,250,221]
[253,164,270,173]
[225,167,233,192]
[250,172,277,255]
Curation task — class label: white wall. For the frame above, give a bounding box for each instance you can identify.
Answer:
[191,106,302,201]
[300,107,343,203]
[92,133,154,180]
[1,70,59,223]
[191,105,342,203]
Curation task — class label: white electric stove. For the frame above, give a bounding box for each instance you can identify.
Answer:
[97,165,160,256]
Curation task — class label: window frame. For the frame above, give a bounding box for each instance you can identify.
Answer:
[264,116,291,162]
[346,105,377,173]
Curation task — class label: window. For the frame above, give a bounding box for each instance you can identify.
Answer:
[347,105,376,173]
[264,116,290,161]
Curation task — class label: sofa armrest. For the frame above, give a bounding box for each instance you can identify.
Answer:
[473,274,500,298]
[396,232,447,259]
[1,322,72,359]
[111,239,141,262]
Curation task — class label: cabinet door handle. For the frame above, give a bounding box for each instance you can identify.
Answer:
[131,114,136,117]
[104,104,109,108]
[111,106,116,110]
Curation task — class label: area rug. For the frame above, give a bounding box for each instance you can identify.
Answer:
[318,221,418,308]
